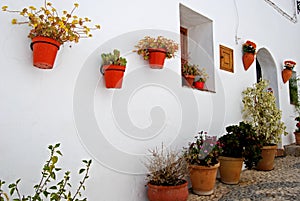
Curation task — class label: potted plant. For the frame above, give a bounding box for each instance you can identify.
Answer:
[0,181,9,201]
[181,62,200,87]
[0,143,92,200]
[218,122,263,184]
[134,36,179,69]
[194,67,209,90]
[2,2,100,69]
[282,60,296,83]
[294,117,300,145]
[145,144,188,201]
[100,49,127,89]
[184,131,222,195]
[242,40,256,71]
[242,79,287,171]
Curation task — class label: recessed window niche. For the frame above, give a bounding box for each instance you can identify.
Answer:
[179,4,215,92]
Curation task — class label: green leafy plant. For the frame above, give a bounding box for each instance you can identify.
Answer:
[195,67,209,83]
[0,143,92,201]
[101,49,127,67]
[145,144,188,186]
[2,1,100,44]
[0,181,9,201]
[242,40,256,54]
[218,122,263,169]
[184,131,222,167]
[242,79,287,145]
[134,36,179,60]
[182,62,200,76]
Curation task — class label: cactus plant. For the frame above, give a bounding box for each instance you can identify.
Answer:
[101,49,127,66]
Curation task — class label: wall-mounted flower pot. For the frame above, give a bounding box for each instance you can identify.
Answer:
[194,81,204,90]
[148,48,166,69]
[100,65,126,88]
[147,181,188,201]
[242,52,255,71]
[30,36,61,69]
[183,75,195,87]
[282,68,293,83]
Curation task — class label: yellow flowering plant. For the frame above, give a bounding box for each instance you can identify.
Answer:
[2,1,100,44]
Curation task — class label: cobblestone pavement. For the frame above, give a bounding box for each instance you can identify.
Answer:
[188,156,300,201]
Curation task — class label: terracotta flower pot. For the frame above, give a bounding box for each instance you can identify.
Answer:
[148,48,167,69]
[147,181,188,201]
[294,132,300,145]
[256,145,277,171]
[282,68,293,84]
[101,65,126,88]
[242,52,255,71]
[189,163,220,195]
[183,75,195,87]
[30,36,61,69]
[219,156,244,185]
[194,81,205,90]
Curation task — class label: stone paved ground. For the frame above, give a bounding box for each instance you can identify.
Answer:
[188,156,300,201]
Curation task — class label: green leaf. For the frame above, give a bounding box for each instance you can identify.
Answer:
[79,169,85,174]
[52,156,58,164]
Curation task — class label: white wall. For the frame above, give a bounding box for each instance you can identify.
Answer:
[0,0,300,200]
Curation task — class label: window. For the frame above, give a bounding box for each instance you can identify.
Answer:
[179,4,215,92]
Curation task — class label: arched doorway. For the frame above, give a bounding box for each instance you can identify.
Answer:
[256,48,280,107]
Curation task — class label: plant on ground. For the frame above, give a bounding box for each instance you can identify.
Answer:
[184,131,222,167]
[145,144,188,186]
[2,1,100,44]
[0,143,92,201]
[134,36,179,60]
[242,79,287,145]
[218,121,263,169]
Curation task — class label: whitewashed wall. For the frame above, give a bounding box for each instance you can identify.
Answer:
[0,0,299,200]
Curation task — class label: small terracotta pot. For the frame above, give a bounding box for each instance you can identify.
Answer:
[219,156,244,184]
[256,145,277,171]
[31,36,61,69]
[194,81,205,90]
[242,52,255,71]
[282,68,293,84]
[294,132,300,145]
[189,163,220,195]
[101,65,126,88]
[183,75,195,87]
[147,181,188,201]
[148,48,167,69]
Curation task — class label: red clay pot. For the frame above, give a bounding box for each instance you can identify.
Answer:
[242,52,255,71]
[148,48,167,69]
[256,145,277,171]
[189,163,220,195]
[282,68,293,84]
[101,65,126,88]
[194,81,204,90]
[183,75,195,87]
[294,132,300,145]
[31,36,61,69]
[147,181,188,201]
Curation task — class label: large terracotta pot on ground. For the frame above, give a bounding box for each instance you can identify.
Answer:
[256,145,277,171]
[183,75,195,87]
[189,163,220,195]
[294,132,300,145]
[242,52,255,71]
[101,65,126,88]
[148,48,167,69]
[219,156,244,185]
[282,68,293,84]
[147,181,188,201]
[30,36,61,69]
